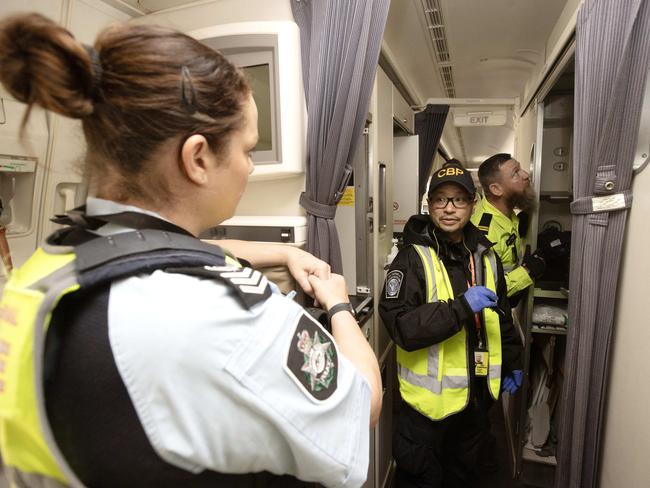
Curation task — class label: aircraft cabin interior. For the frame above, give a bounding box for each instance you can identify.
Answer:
[0,0,649,487]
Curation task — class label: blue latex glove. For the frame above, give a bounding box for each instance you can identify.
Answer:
[502,370,524,395]
[463,286,498,313]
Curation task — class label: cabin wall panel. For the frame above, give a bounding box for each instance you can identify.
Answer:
[0,0,64,25]
[514,103,538,175]
[373,65,394,488]
[0,1,132,256]
[37,0,132,240]
[139,0,303,217]
[521,0,582,107]
[374,67,393,357]
[545,0,582,63]
[599,166,650,488]
[234,176,305,216]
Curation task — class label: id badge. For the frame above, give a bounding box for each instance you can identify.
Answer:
[474,349,489,377]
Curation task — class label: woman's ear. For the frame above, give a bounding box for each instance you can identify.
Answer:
[180,135,214,186]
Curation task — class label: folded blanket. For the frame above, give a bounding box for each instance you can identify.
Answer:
[532,304,568,326]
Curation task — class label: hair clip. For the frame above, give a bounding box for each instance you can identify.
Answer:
[180,66,198,114]
[83,45,103,100]
[180,66,219,124]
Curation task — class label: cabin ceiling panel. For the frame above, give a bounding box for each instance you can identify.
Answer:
[459,124,515,167]
[451,63,536,99]
[442,0,567,98]
[384,0,567,163]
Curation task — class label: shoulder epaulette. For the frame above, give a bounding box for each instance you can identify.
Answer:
[518,211,530,237]
[69,229,271,309]
[477,213,493,234]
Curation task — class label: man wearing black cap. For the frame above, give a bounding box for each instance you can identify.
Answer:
[380,165,522,487]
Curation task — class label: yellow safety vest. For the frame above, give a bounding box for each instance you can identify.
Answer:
[396,244,502,421]
[471,197,533,297]
[0,229,238,487]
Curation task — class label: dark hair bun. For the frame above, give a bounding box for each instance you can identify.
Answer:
[0,13,95,119]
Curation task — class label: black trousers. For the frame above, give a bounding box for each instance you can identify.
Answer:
[393,391,494,488]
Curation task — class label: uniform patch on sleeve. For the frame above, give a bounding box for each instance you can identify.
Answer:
[385,270,404,299]
[285,312,338,402]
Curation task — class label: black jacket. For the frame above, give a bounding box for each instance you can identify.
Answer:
[379,215,522,381]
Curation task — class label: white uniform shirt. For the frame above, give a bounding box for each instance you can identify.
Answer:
[86,198,372,487]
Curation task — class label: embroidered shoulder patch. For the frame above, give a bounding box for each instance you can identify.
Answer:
[385,270,404,299]
[285,312,338,402]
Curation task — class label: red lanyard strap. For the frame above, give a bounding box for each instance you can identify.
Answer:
[467,254,482,334]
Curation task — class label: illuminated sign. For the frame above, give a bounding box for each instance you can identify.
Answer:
[453,109,507,127]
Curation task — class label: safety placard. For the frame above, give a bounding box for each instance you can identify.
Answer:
[338,187,355,206]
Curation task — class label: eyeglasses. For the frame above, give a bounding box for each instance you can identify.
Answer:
[430,196,473,209]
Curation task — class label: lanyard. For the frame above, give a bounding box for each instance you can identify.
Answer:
[467,253,485,348]
[435,245,486,348]
[467,252,477,287]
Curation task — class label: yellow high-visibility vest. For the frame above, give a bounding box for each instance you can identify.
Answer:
[0,230,237,487]
[396,244,502,421]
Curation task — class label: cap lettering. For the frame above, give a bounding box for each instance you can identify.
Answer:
[437,168,464,177]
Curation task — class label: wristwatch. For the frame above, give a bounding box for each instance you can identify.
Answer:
[327,302,356,322]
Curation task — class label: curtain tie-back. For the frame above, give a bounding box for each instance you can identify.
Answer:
[299,192,337,219]
[570,190,633,215]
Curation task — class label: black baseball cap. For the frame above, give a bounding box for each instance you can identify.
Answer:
[427,164,476,196]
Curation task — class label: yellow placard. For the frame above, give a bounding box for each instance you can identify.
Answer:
[338,187,355,206]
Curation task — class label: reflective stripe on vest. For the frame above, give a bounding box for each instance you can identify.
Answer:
[396,244,502,421]
[481,250,503,400]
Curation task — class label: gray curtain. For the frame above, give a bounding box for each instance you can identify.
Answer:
[291,0,391,273]
[415,104,449,208]
[556,1,650,487]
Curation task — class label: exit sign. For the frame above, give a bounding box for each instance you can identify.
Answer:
[453,109,507,127]
[471,115,489,125]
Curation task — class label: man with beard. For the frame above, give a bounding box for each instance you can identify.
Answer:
[472,153,546,300]
[380,166,522,487]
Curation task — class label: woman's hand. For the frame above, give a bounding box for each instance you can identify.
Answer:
[307,273,349,311]
[203,240,331,297]
[286,248,331,297]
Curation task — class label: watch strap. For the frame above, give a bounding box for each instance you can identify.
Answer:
[327,302,355,322]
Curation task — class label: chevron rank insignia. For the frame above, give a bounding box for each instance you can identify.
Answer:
[285,311,338,402]
[205,265,271,307]
[165,265,272,309]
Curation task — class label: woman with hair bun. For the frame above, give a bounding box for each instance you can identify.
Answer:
[0,13,380,488]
